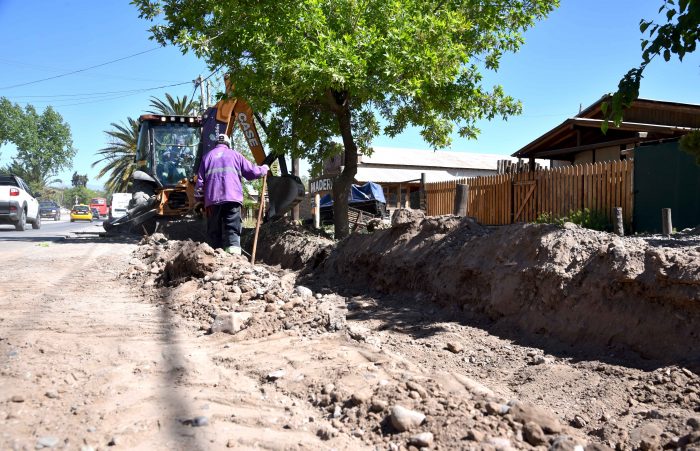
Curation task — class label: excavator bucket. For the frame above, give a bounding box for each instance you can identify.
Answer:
[266,174,306,221]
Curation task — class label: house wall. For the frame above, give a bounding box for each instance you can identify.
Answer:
[596,145,621,162]
[574,150,593,165]
[633,141,700,232]
[572,145,620,165]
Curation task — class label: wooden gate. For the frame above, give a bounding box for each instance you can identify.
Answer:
[513,179,537,222]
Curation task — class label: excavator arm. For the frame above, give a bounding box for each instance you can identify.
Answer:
[200,80,304,220]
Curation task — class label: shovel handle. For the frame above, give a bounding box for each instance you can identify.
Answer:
[251,174,267,265]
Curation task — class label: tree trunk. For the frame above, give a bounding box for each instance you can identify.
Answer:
[332,100,357,239]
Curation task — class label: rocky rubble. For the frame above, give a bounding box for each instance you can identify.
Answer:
[126,234,346,338]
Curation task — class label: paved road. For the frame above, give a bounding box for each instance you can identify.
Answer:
[0,216,106,244]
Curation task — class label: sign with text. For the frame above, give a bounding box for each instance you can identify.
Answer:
[309,177,335,194]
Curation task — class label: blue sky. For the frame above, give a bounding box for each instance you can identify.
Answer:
[0,0,698,190]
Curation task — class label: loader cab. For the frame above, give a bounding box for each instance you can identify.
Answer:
[135,115,203,187]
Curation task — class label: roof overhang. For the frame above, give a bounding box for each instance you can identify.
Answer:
[512,96,700,160]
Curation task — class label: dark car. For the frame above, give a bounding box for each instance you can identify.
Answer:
[91,207,100,220]
[39,200,61,221]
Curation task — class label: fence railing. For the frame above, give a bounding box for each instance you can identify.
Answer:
[425,160,634,227]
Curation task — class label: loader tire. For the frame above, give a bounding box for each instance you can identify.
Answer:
[129,180,156,211]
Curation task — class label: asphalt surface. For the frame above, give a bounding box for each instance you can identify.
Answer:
[0,214,106,244]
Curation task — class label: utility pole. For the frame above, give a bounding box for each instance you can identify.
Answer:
[205,79,211,108]
[194,75,205,112]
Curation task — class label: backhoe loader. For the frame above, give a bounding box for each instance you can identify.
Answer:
[103,86,305,234]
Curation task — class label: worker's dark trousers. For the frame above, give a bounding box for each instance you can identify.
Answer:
[206,202,242,250]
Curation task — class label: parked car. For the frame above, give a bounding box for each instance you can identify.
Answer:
[91,207,100,220]
[39,200,61,221]
[0,174,41,231]
[70,205,93,222]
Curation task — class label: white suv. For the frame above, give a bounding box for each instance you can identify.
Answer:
[0,174,41,231]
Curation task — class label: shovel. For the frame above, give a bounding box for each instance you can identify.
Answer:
[250,174,267,265]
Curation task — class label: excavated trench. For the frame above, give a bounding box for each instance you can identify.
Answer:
[130,214,700,449]
[244,211,700,367]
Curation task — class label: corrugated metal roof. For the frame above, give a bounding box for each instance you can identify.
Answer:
[360,147,516,170]
[355,167,495,184]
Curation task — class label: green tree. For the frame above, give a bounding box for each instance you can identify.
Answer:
[0,98,21,148]
[63,185,105,207]
[92,117,140,193]
[0,98,75,193]
[134,0,557,238]
[147,93,199,115]
[604,0,699,130]
[71,171,88,187]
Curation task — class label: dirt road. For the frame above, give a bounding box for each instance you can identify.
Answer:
[1,226,699,450]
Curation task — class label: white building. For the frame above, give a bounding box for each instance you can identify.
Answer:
[319,146,517,210]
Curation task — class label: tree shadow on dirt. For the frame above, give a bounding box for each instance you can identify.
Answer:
[155,290,210,451]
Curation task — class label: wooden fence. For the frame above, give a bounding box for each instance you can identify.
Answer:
[425,160,634,227]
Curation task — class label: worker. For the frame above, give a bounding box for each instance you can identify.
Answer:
[195,133,269,255]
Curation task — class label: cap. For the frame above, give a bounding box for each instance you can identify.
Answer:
[217,134,231,147]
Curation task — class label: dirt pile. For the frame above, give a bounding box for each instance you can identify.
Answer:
[126,234,346,339]
[241,218,335,271]
[123,219,700,450]
[125,234,604,450]
[320,210,700,365]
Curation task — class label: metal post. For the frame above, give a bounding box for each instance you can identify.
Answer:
[613,207,624,236]
[292,157,300,221]
[314,193,321,229]
[662,208,673,236]
[419,173,426,211]
[453,184,468,216]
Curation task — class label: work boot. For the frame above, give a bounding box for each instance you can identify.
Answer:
[225,246,242,255]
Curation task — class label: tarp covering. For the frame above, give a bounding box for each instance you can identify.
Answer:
[319,182,386,208]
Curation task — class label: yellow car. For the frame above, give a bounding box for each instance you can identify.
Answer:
[70,205,93,222]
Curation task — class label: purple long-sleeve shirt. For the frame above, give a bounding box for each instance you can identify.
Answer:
[195,144,268,207]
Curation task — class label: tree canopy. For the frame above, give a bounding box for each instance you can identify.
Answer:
[134,0,557,236]
[0,97,75,193]
[604,0,699,130]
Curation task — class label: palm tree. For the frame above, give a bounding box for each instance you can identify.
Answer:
[92,117,139,193]
[147,93,199,115]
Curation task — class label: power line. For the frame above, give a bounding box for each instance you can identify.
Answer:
[0,47,163,90]
[11,81,191,108]
[0,58,183,84]
[5,82,192,101]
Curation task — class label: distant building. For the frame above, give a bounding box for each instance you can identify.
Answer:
[319,147,515,211]
[512,95,700,232]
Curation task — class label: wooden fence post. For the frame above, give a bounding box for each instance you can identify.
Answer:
[613,207,624,236]
[453,183,469,216]
[419,173,426,211]
[662,208,673,235]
